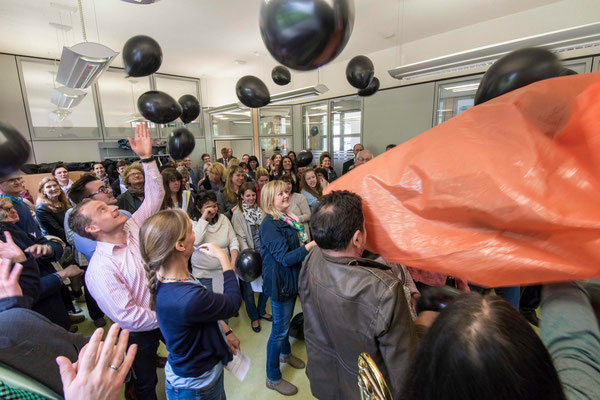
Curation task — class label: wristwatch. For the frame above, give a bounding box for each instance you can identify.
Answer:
[225,329,233,336]
[140,157,154,163]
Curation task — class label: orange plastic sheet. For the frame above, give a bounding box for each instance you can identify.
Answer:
[325,72,600,287]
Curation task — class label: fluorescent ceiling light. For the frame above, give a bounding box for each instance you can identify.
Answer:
[233,121,251,124]
[444,83,480,91]
[56,42,118,89]
[51,86,87,109]
[270,84,329,104]
[207,103,247,114]
[389,22,600,82]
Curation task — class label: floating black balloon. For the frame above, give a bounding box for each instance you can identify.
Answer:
[310,126,319,136]
[137,91,182,124]
[558,68,578,76]
[358,77,380,97]
[415,286,461,315]
[236,76,270,108]
[235,248,262,282]
[272,65,291,85]
[259,0,355,71]
[296,149,313,168]
[178,95,200,124]
[0,122,30,178]
[122,35,163,77]
[168,128,195,160]
[346,55,374,89]
[474,47,563,105]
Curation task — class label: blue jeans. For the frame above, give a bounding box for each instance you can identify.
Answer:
[198,278,213,292]
[266,297,296,383]
[469,284,521,309]
[165,370,225,400]
[241,280,268,322]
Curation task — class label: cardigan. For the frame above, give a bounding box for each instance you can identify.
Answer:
[288,193,311,241]
[231,207,265,251]
[259,214,308,302]
[35,203,67,243]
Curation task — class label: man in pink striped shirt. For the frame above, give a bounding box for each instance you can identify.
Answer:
[68,124,164,399]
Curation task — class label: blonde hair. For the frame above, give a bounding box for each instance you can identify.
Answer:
[260,180,287,220]
[208,162,226,183]
[36,177,71,212]
[139,208,191,310]
[224,166,244,204]
[255,166,269,180]
[316,152,331,169]
[123,163,144,188]
[300,167,322,199]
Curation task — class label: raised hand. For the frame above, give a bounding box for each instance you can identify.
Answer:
[0,231,26,263]
[128,123,153,159]
[56,323,137,400]
[0,258,23,298]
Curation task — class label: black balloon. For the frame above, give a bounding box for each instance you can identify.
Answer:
[272,65,291,85]
[415,286,461,315]
[0,122,30,178]
[168,128,195,160]
[289,312,304,340]
[259,0,355,71]
[558,68,578,76]
[137,91,182,124]
[346,55,374,89]
[236,76,270,108]
[310,126,319,136]
[358,77,380,97]
[235,248,262,282]
[474,47,563,105]
[122,35,163,77]
[296,149,313,167]
[178,95,200,124]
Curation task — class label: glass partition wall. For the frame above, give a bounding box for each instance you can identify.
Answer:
[302,97,362,176]
[259,106,293,166]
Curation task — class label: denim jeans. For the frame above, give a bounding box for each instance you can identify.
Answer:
[469,284,521,309]
[165,370,226,400]
[128,328,164,400]
[241,280,268,322]
[198,278,213,292]
[266,297,296,383]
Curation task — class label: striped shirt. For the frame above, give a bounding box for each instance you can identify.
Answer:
[85,161,164,332]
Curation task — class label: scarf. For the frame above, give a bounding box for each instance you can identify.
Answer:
[277,211,308,243]
[128,187,145,197]
[242,202,263,226]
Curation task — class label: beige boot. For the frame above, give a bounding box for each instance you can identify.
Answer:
[280,353,305,369]
[266,379,298,396]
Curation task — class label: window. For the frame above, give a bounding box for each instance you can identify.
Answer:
[20,58,100,139]
[259,106,293,166]
[434,77,482,126]
[210,108,252,137]
[302,101,328,157]
[154,75,203,137]
[331,97,361,175]
[96,68,157,138]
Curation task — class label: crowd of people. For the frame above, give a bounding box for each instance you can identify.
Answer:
[0,125,598,400]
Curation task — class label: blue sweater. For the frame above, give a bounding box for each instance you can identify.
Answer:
[259,214,308,302]
[156,270,242,378]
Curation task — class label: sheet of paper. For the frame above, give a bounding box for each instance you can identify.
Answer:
[250,276,263,292]
[225,351,251,382]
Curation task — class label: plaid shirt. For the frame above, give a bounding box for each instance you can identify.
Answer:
[0,381,46,400]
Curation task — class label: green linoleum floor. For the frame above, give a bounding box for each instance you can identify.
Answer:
[76,296,316,400]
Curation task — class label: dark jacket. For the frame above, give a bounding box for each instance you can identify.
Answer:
[35,203,67,242]
[116,190,143,214]
[110,178,122,197]
[342,158,354,175]
[0,222,69,329]
[298,248,417,399]
[259,214,308,302]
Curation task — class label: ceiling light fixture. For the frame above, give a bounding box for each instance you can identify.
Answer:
[270,84,329,104]
[51,86,87,109]
[55,0,118,89]
[389,22,600,82]
[206,103,247,114]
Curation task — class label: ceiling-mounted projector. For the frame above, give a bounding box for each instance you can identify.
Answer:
[56,42,118,89]
[51,86,87,109]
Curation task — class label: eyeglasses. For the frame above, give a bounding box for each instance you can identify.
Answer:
[128,172,143,178]
[0,177,23,185]
[357,157,372,162]
[85,185,111,199]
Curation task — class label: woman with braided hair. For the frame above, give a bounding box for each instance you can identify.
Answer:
[140,208,242,400]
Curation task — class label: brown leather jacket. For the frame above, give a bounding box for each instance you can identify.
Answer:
[299,248,417,400]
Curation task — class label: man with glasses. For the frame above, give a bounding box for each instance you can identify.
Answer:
[342,143,364,175]
[68,124,166,399]
[0,174,41,238]
[353,149,374,169]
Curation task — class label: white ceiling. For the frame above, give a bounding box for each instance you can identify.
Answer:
[0,0,562,79]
